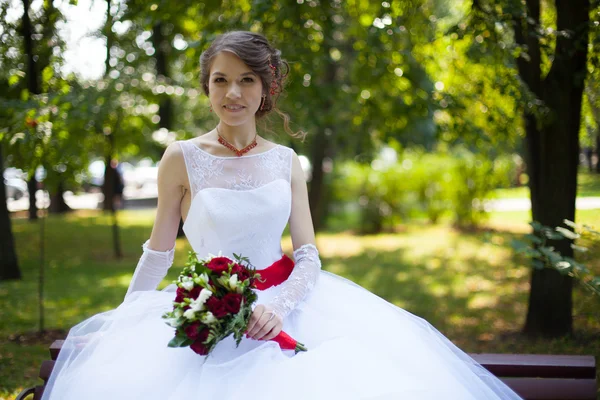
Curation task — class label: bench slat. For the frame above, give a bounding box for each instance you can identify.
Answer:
[500,378,598,400]
[39,360,55,382]
[470,353,597,379]
[50,340,64,361]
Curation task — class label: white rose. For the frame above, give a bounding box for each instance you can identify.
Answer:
[174,308,183,318]
[183,309,196,320]
[201,312,218,325]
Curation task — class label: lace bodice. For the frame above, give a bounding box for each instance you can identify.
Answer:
[178,139,321,318]
[178,140,293,269]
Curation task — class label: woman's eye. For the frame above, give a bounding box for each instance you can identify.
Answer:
[214,78,225,83]
[242,77,254,83]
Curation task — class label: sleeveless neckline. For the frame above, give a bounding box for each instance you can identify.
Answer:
[189,140,281,159]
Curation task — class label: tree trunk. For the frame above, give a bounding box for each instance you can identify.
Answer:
[27,177,38,220]
[99,4,122,259]
[308,32,337,232]
[152,22,173,131]
[21,0,39,221]
[49,180,72,213]
[0,149,21,281]
[515,0,590,337]
[102,154,116,212]
[596,135,600,174]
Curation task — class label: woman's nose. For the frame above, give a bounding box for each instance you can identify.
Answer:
[226,83,242,99]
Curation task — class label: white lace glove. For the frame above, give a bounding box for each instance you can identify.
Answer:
[267,244,321,319]
[124,240,175,299]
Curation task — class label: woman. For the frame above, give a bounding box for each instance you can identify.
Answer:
[42,31,522,399]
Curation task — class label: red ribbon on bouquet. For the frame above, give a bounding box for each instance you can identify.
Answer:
[249,254,307,353]
[253,254,295,290]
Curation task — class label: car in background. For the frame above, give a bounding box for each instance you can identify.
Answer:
[4,168,28,200]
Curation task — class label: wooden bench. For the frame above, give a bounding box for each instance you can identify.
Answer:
[16,340,598,400]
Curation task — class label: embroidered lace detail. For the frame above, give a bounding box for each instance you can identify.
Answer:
[178,141,225,196]
[268,244,321,318]
[178,140,291,197]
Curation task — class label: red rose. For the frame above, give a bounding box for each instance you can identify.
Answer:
[238,270,251,282]
[190,328,210,355]
[231,263,243,274]
[222,293,243,314]
[188,286,202,300]
[230,263,251,281]
[207,257,232,274]
[175,287,187,303]
[184,321,201,340]
[206,296,229,318]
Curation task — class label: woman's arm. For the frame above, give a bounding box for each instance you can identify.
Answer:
[246,150,322,340]
[148,142,187,250]
[124,142,187,298]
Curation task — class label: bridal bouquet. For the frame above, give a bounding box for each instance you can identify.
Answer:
[162,252,307,356]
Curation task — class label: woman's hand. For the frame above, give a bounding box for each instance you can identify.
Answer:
[245,304,283,341]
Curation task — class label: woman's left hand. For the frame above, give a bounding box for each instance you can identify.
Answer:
[246,304,283,341]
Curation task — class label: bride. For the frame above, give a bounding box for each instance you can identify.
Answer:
[42,31,522,399]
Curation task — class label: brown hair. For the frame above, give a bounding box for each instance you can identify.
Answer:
[200,31,305,140]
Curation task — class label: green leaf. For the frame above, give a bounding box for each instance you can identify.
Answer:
[523,234,542,245]
[554,261,573,274]
[570,244,588,253]
[555,227,580,240]
[168,333,190,348]
[530,221,544,232]
[562,219,577,229]
[543,230,565,241]
[532,259,546,270]
[563,257,590,275]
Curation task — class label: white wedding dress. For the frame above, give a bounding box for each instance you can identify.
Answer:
[42,140,522,400]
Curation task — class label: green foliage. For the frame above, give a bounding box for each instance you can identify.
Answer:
[331,146,516,233]
[511,219,600,297]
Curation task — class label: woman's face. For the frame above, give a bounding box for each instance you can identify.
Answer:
[207,51,263,127]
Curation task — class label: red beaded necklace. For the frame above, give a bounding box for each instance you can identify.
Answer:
[216,126,258,157]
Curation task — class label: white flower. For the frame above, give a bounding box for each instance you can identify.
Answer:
[217,275,229,287]
[174,308,183,318]
[229,274,238,290]
[165,317,183,328]
[183,309,196,320]
[194,273,209,286]
[180,276,194,291]
[198,288,212,303]
[201,312,218,325]
[190,288,213,312]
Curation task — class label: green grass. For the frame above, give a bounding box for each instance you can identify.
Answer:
[492,169,600,199]
[1,209,599,399]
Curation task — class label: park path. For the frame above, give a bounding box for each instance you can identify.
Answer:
[7,192,600,213]
[485,197,600,212]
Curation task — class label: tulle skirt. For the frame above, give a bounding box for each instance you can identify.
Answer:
[42,271,522,400]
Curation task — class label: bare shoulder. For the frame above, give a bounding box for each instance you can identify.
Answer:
[289,149,305,185]
[157,142,186,187]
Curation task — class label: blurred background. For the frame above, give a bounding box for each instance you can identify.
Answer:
[1,0,599,398]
